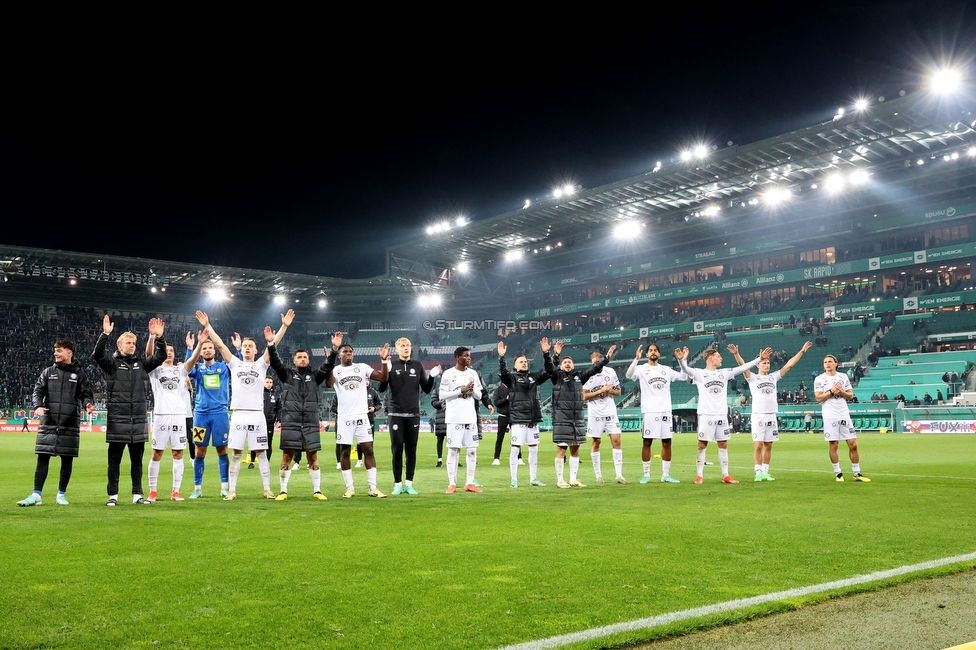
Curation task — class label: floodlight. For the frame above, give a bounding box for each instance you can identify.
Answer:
[849,170,869,185]
[150,287,157,293]
[763,187,791,205]
[523,199,530,209]
[426,226,435,235]
[702,205,721,217]
[505,250,523,262]
[274,295,286,305]
[563,184,576,196]
[969,147,976,157]
[854,99,869,111]
[694,145,708,158]
[318,299,327,308]
[69,278,77,286]
[825,174,845,193]
[836,107,845,117]
[553,188,564,198]
[456,261,470,273]
[455,216,467,227]
[208,288,227,301]
[680,150,692,162]
[613,221,639,238]
[931,68,962,94]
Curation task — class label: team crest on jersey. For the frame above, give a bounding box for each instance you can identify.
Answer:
[159,375,181,390]
[409,368,416,375]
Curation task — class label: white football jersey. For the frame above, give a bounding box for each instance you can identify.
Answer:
[439,367,482,425]
[747,371,781,415]
[333,362,374,416]
[680,358,758,415]
[815,372,852,419]
[629,362,688,413]
[149,364,190,415]
[227,356,269,411]
[583,367,620,418]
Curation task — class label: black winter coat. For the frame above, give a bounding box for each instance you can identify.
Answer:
[547,354,609,443]
[94,333,167,443]
[430,380,447,437]
[32,361,94,457]
[269,345,329,433]
[499,354,549,425]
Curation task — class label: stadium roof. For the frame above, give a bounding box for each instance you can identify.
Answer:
[389,90,976,295]
[3,90,975,319]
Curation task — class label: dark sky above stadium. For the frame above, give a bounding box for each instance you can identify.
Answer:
[2,4,974,279]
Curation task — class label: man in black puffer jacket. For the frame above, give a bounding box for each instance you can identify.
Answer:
[94,315,167,506]
[268,341,332,500]
[17,339,94,507]
[498,338,551,488]
[546,341,617,488]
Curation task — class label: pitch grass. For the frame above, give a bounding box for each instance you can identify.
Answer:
[1,432,975,650]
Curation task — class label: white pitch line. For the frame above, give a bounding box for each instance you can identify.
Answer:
[496,551,976,650]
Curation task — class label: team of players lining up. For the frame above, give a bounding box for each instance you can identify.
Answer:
[17,310,870,507]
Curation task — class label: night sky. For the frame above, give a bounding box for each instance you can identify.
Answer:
[2,5,974,278]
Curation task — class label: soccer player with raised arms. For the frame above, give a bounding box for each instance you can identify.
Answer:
[145,329,208,501]
[678,343,771,484]
[729,340,813,481]
[186,316,234,499]
[583,350,624,484]
[546,341,617,488]
[497,338,551,488]
[195,310,291,500]
[626,342,687,484]
[326,333,391,498]
[815,353,871,482]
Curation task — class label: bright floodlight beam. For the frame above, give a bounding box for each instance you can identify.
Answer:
[274,295,286,305]
[850,170,869,185]
[825,174,845,194]
[931,68,962,94]
[208,288,227,301]
[763,187,791,206]
[456,261,470,273]
[505,250,523,262]
[455,216,467,227]
[694,145,708,158]
[854,98,869,111]
[317,298,327,308]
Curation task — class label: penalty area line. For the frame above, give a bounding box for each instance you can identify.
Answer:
[497,551,976,650]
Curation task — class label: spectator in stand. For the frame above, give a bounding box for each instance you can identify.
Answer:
[879,392,889,401]
[870,392,880,402]
[937,390,945,404]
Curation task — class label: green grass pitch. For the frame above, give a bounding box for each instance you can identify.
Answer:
[2,431,974,649]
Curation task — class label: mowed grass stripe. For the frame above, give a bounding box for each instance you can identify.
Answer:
[2,432,974,649]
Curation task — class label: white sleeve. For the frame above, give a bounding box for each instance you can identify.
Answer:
[607,369,619,387]
[625,359,639,380]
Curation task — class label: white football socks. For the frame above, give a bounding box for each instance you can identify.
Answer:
[466,449,477,485]
[612,448,623,478]
[718,447,729,478]
[569,456,580,482]
[148,459,160,491]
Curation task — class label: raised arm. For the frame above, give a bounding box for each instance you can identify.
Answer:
[727,343,749,379]
[779,341,814,377]
[368,344,391,382]
[183,329,208,372]
[625,345,644,380]
[144,318,167,372]
[729,347,771,377]
[205,327,235,363]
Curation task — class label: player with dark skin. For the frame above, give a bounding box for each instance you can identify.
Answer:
[325,332,391,476]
